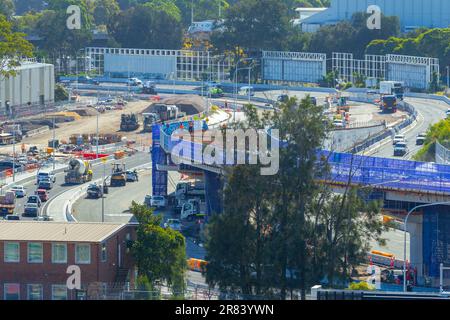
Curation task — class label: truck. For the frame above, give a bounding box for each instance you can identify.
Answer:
[0,191,15,216]
[380,81,404,100]
[110,163,126,187]
[64,159,93,184]
[120,114,139,131]
[142,113,160,132]
[153,104,178,122]
[180,198,206,221]
[175,181,205,198]
[381,95,398,113]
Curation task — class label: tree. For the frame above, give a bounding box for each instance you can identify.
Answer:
[54,83,69,102]
[0,14,33,79]
[0,0,14,19]
[108,4,183,49]
[92,0,120,26]
[131,202,187,296]
[211,0,291,54]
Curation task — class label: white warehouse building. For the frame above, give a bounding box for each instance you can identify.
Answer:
[301,0,450,32]
[0,61,55,117]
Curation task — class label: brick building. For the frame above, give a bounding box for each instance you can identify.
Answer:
[0,221,136,300]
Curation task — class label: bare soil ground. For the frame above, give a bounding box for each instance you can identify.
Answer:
[0,100,153,154]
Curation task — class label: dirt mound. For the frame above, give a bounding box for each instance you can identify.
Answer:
[69,107,99,117]
[142,95,206,115]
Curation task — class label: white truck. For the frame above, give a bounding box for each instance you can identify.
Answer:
[175,181,205,198]
[180,198,206,221]
[379,81,404,100]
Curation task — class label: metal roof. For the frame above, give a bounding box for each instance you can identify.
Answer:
[0,221,127,243]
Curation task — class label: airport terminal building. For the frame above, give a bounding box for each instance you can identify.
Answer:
[301,0,450,32]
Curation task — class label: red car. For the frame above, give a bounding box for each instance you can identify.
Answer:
[35,189,49,202]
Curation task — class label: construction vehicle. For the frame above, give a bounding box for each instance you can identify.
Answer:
[180,198,206,221]
[380,81,404,100]
[381,95,397,113]
[153,104,178,122]
[64,158,93,184]
[110,163,126,187]
[0,191,15,216]
[142,113,160,132]
[120,114,139,131]
[175,181,205,199]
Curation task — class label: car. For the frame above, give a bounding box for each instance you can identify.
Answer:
[38,179,53,190]
[393,134,406,145]
[35,189,49,202]
[37,171,56,184]
[126,170,139,182]
[10,185,26,198]
[150,195,167,208]
[164,219,182,232]
[333,119,345,128]
[127,77,143,86]
[5,214,20,221]
[446,108,450,117]
[33,215,54,221]
[416,133,426,145]
[27,195,42,207]
[23,203,39,217]
[394,142,408,157]
[87,184,103,199]
[77,76,99,85]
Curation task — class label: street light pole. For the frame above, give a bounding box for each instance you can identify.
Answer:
[403,201,450,292]
[96,112,99,159]
[52,116,56,172]
[446,66,449,89]
[101,160,105,223]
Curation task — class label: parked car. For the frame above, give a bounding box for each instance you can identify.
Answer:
[5,214,20,220]
[23,203,39,217]
[38,179,53,190]
[164,219,182,232]
[87,184,103,199]
[10,185,26,198]
[150,195,167,208]
[126,170,139,182]
[416,133,426,145]
[35,189,49,202]
[393,134,406,145]
[394,141,408,157]
[27,195,42,207]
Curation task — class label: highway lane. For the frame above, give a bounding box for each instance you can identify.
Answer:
[10,152,150,220]
[365,98,449,159]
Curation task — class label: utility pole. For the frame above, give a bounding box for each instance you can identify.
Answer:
[101,157,107,223]
[52,116,56,172]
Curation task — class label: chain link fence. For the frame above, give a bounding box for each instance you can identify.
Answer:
[436,140,450,164]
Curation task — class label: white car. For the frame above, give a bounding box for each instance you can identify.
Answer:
[127,78,143,86]
[150,195,167,208]
[333,119,345,128]
[37,171,56,183]
[10,185,26,198]
[393,134,406,145]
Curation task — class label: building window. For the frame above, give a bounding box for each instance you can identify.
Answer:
[101,243,107,262]
[28,243,43,263]
[75,244,91,264]
[4,284,20,300]
[52,285,67,300]
[27,284,43,300]
[52,243,67,264]
[4,242,19,262]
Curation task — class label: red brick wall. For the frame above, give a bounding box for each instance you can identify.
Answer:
[0,225,136,300]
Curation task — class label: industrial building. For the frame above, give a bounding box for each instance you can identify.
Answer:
[0,61,55,118]
[300,0,450,32]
